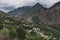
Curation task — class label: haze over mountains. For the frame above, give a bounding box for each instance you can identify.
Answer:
[0,2,60,25]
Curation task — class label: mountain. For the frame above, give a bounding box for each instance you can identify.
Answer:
[8,6,31,16]
[9,2,60,25]
[8,3,47,23]
[14,3,47,22]
[40,2,60,25]
[11,3,46,17]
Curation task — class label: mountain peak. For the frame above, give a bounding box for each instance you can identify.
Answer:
[35,3,40,5]
[31,3,44,9]
[34,3,43,7]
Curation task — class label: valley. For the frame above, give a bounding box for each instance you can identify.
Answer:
[0,2,60,40]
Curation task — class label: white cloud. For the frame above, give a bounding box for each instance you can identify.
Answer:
[0,0,60,12]
[0,0,38,8]
[39,0,60,8]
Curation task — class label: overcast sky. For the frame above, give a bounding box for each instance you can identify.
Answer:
[0,0,60,13]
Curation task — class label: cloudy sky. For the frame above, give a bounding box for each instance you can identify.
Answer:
[0,0,60,13]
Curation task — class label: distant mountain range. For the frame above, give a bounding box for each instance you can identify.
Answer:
[0,2,60,25]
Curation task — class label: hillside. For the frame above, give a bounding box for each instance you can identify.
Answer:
[0,10,60,40]
[0,2,60,40]
[40,2,60,25]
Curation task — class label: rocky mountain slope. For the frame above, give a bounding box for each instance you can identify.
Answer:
[40,2,60,25]
[8,2,60,25]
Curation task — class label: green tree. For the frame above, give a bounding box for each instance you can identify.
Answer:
[0,23,3,30]
[32,16,40,24]
[16,27,26,40]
